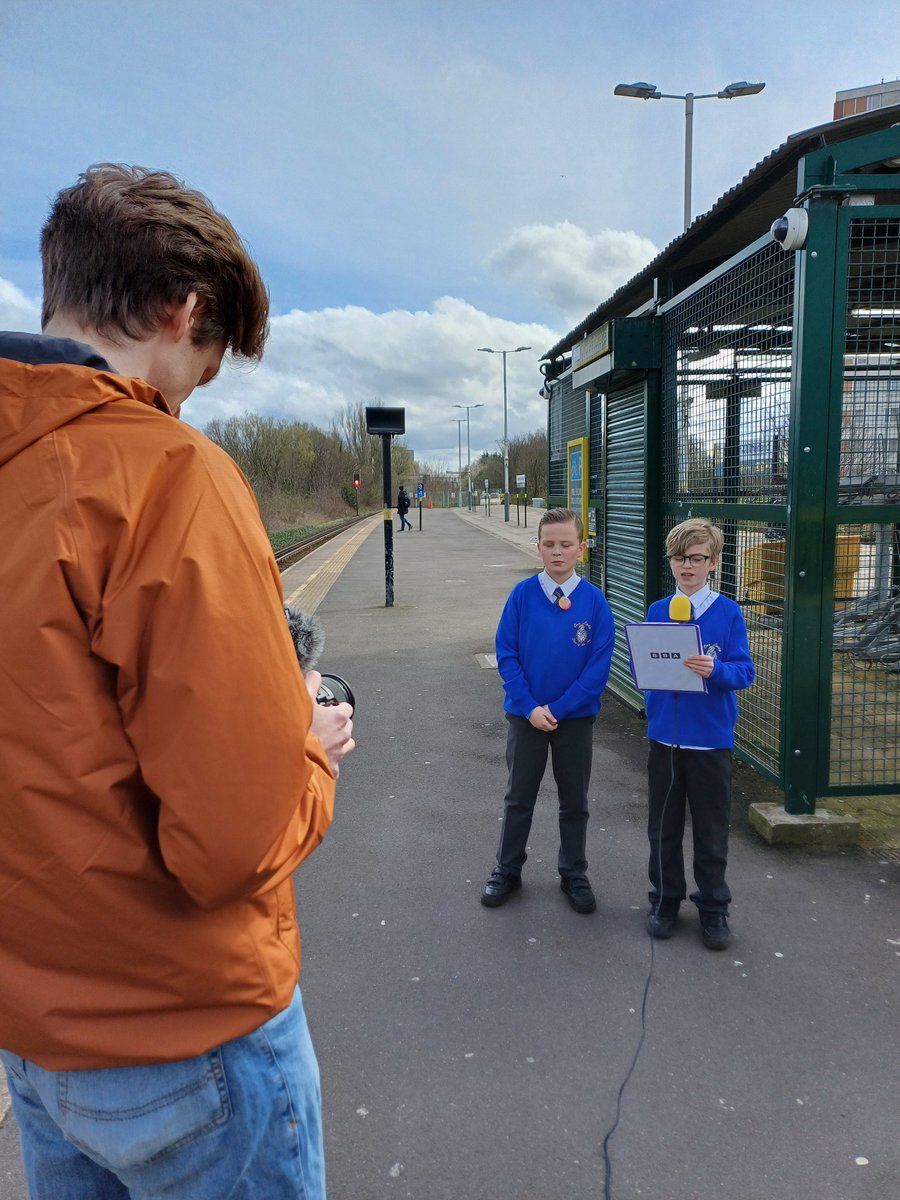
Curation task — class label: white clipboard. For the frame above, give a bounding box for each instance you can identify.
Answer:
[623,622,708,693]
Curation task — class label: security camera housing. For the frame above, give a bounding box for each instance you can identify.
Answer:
[770,207,809,252]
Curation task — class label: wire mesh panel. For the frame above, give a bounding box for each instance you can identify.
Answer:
[659,240,794,781]
[828,216,900,788]
[659,513,785,777]
[662,241,794,510]
[840,218,900,507]
[830,522,900,787]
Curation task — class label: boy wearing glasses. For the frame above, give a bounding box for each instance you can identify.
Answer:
[644,519,754,949]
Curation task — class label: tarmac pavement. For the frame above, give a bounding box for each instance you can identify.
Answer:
[1,506,897,1200]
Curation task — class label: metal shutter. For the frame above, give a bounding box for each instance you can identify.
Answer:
[605,381,646,707]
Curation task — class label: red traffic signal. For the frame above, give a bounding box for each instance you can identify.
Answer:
[353,473,361,488]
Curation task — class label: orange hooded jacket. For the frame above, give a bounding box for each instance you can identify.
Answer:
[0,334,335,1069]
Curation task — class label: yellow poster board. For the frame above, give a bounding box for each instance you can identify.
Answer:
[566,437,589,562]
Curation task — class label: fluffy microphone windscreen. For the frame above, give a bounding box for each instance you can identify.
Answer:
[668,593,693,622]
[284,608,326,671]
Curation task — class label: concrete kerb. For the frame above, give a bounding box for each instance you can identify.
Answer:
[749,801,861,846]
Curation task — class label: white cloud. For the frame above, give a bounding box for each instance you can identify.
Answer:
[0,279,41,332]
[188,296,560,466]
[0,277,557,466]
[485,221,658,323]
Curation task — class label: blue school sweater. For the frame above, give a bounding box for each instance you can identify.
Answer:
[644,595,755,749]
[496,576,615,720]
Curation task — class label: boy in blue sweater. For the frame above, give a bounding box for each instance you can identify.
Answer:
[481,508,615,914]
[644,519,754,949]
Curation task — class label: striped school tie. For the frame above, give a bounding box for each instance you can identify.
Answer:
[552,586,564,604]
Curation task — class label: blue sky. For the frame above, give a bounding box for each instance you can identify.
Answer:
[1,0,898,467]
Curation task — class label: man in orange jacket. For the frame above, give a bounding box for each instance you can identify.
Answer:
[0,165,354,1199]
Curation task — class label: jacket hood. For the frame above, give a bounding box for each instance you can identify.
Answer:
[0,331,170,468]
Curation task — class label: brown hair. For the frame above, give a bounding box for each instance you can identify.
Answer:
[41,164,269,360]
[666,518,724,559]
[538,507,584,541]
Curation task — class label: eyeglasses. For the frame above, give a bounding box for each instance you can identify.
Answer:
[667,554,711,567]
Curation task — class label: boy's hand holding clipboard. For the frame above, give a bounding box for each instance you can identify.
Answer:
[624,594,709,693]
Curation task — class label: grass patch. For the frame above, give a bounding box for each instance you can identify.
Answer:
[268,519,346,553]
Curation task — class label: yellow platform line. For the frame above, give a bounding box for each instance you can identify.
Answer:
[283,518,378,613]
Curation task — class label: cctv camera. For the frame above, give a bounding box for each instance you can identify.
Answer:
[770,208,809,252]
[539,382,553,401]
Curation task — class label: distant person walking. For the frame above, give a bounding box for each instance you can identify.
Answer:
[397,484,413,531]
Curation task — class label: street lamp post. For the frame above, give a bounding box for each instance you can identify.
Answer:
[477,345,531,521]
[613,80,765,231]
[453,403,484,508]
[452,417,464,507]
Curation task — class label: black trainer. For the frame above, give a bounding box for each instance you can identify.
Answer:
[481,869,522,907]
[646,907,678,939]
[699,911,731,950]
[560,875,596,914]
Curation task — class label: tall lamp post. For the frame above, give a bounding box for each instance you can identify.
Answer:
[452,417,465,507]
[452,403,483,508]
[613,80,765,231]
[477,345,532,521]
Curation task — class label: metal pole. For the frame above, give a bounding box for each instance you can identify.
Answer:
[381,434,394,607]
[683,92,694,231]
[502,351,510,522]
[466,409,472,508]
[455,419,463,507]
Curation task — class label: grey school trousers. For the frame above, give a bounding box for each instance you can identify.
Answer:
[496,714,594,879]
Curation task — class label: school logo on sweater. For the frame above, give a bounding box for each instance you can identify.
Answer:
[573,622,591,647]
[705,642,722,660]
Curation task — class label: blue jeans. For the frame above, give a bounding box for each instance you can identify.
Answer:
[0,986,324,1200]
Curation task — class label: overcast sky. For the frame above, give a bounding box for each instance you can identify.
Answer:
[1,0,898,469]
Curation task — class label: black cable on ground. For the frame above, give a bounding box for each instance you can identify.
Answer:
[601,700,678,1200]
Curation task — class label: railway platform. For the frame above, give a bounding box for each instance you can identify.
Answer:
[2,506,897,1200]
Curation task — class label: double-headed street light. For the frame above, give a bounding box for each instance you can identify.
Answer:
[477,345,532,521]
[453,402,483,506]
[614,80,765,231]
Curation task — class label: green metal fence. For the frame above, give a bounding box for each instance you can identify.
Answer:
[659,237,794,782]
[545,130,900,810]
[826,213,900,792]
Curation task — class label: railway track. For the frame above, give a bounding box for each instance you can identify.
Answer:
[273,516,367,568]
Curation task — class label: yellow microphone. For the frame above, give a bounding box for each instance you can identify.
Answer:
[669,593,693,622]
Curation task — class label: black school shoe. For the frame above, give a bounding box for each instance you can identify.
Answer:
[560,875,596,914]
[646,906,679,939]
[699,911,732,950]
[481,869,522,907]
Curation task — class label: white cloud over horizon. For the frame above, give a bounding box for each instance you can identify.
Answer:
[0,213,662,469]
[485,222,659,323]
[0,280,562,469]
[193,296,560,466]
[0,279,41,331]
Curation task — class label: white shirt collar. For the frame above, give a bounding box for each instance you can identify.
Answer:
[538,570,580,601]
[676,582,718,617]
